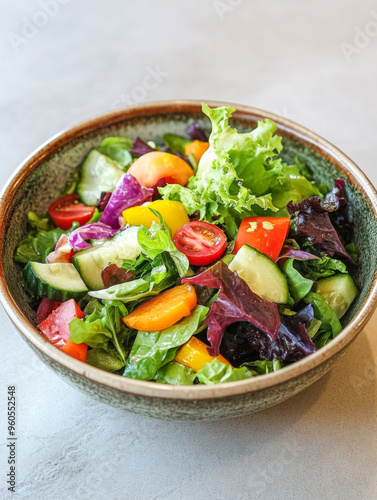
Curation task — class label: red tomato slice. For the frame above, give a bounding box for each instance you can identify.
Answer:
[173,221,227,266]
[234,216,290,262]
[48,194,95,230]
[38,299,87,362]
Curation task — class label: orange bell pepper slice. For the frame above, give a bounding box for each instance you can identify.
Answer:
[123,284,197,332]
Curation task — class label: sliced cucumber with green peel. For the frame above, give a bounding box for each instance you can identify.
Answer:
[23,262,88,301]
[77,150,124,206]
[229,244,289,304]
[73,226,141,290]
[317,274,358,318]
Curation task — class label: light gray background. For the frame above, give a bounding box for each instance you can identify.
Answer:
[1,1,377,499]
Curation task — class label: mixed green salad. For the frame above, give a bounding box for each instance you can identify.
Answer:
[14,104,359,385]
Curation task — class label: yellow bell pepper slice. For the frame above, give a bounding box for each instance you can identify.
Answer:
[122,200,189,236]
[174,336,232,373]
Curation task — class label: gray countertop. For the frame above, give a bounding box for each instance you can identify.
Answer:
[1,1,377,499]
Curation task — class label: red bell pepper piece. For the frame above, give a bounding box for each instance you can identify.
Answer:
[38,299,87,362]
[234,216,290,262]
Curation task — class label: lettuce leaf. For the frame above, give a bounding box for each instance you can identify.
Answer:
[199,104,284,196]
[161,150,277,238]
[271,163,321,210]
[160,105,322,238]
[196,359,253,384]
[70,299,135,369]
[155,362,196,385]
[14,215,78,265]
[137,209,189,277]
[99,137,133,168]
[123,305,208,380]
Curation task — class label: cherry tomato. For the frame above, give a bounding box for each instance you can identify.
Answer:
[48,194,95,230]
[173,221,227,266]
[234,216,290,262]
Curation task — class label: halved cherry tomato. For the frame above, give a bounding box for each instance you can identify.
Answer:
[38,299,87,362]
[173,221,227,266]
[48,194,95,230]
[234,216,290,262]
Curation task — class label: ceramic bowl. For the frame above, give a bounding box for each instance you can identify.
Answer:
[1,101,377,421]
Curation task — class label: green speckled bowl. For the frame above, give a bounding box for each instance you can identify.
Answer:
[1,101,377,421]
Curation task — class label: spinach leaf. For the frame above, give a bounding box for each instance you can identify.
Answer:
[302,254,348,280]
[196,359,253,384]
[162,133,189,155]
[155,362,196,385]
[282,259,313,303]
[123,305,208,380]
[241,359,283,375]
[304,292,342,337]
[89,252,179,303]
[27,211,52,231]
[86,348,125,372]
[70,299,135,367]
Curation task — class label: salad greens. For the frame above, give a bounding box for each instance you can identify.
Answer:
[14,212,77,264]
[15,102,360,386]
[124,305,208,380]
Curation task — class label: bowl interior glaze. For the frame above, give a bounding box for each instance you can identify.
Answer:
[1,101,377,420]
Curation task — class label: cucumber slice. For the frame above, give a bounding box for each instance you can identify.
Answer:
[73,226,141,290]
[77,150,124,206]
[229,244,289,304]
[23,262,88,301]
[316,274,358,318]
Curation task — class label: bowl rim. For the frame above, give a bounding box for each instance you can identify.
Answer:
[1,99,377,401]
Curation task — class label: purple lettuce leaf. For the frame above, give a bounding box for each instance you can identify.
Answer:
[221,304,317,366]
[287,179,355,265]
[68,223,119,250]
[186,122,208,142]
[183,261,280,356]
[277,246,321,262]
[100,173,154,229]
[130,137,155,157]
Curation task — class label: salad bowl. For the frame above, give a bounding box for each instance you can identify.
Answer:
[1,100,377,421]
